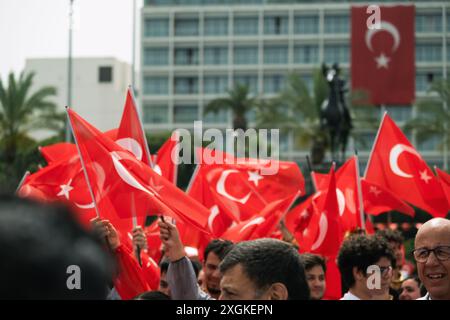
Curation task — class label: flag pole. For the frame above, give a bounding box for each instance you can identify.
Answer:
[172,130,180,186]
[354,151,366,232]
[131,192,142,267]
[15,171,30,195]
[66,107,101,219]
[128,85,154,168]
[363,111,388,178]
[185,164,200,193]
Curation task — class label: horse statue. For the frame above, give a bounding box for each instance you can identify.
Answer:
[320,63,353,163]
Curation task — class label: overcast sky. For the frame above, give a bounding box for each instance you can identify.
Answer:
[0,0,143,81]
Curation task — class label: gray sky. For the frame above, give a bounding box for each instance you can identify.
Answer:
[0,0,142,81]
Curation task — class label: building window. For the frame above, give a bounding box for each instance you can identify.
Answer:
[294,15,319,34]
[264,16,288,35]
[143,76,168,95]
[300,74,313,92]
[204,109,228,123]
[234,46,258,65]
[324,15,349,34]
[174,48,199,65]
[174,77,198,94]
[416,44,442,62]
[175,18,199,36]
[417,134,442,151]
[264,46,288,64]
[234,75,258,94]
[144,18,169,37]
[416,14,442,33]
[143,105,168,124]
[205,17,228,36]
[294,45,319,64]
[143,48,169,66]
[234,16,259,35]
[204,75,228,94]
[204,47,228,65]
[98,66,112,83]
[384,105,412,122]
[174,105,198,123]
[324,44,349,64]
[263,75,285,94]
[416,73,434,92]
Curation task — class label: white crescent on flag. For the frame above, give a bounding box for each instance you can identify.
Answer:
[389,144,421,178]
[216,169,251,204]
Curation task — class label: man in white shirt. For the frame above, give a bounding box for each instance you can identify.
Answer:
[338,234,395,300]
[413,218,450,300]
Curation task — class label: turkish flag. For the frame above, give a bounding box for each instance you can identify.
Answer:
[117,87,153,167]
[67,108,211,234]
[323,257,342,300]
[436,168,450,206]
[39,143,77,164]
[285,195,318,251]
[196,148,305,222]
[221,195,298,243]
[351,5,415,105]
[152,131,180,184]
[312,158,362,233]
[302,167,343,257]
[365,114,449,217]
[361,178,414,217]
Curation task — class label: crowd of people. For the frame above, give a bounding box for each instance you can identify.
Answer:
[0,194,449,300]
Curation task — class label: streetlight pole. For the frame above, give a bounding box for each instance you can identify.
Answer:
[66,0,74,142]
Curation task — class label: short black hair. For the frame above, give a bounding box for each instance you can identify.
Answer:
[160,256,201,278]
[300,253,327,273]
[375,229,404,245]
[337,234,396,289]
[204,239,234,262]
[134,290,171,300]
[0,195,113,299]
[219,238,310,300]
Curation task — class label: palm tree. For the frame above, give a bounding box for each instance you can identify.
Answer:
[0,71,62,180]
[204,83,255,131]
[256,70,329,165]
[405,78,450,168]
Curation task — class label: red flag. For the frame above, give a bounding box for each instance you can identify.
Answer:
[67,108,211,233]
[312,158,361,232]
[196,148,305,222]
[153,131,180,184]
[39,143,77,164]
[436,168,450,206]
[117,87,153,167]
[361,178,414,217]
[323,258,342,300]
[351,5,415,105]
[113,244,151,300]
[302,167,343,257]
[365,114,448,217]
[221,195,297,243]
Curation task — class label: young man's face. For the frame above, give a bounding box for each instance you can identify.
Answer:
[219,264,269,300]
[399,279,421,300]
[369,257,393,295]
[203,252,222,296]
[305,265,326,300]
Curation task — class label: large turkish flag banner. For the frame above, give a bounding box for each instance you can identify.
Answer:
[351,5,415,105]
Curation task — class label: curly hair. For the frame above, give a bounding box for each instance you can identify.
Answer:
[337,234,396,289]
[375,229,404,245]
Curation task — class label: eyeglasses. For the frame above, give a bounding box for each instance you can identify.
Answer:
[379,266,393,276]
[412,246,450,263]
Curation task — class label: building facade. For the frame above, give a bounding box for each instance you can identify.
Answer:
[140,0,449,169]
[25,57,131,139]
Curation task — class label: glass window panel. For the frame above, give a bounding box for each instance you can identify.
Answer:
[324,15,349,34]
[234,16,259,35]
[263,75,286,94]
[174,48,199,65]
[294,45,319,64]
[416,14,442,33]
[205,17,228,36]
[174,105,198,123]
[143,48,169,66]
[175,18,199,36]
[144,18,169,37]
[174,77,198,94]
[416,44,442,62]
[204,75,229,94]
[143,76,169,95]
[264,46,288,64]
[234,75,258,94]
[294,15,319,34]
[204,47,228,65]
[264,16,289,35]
[204,109,228,123]
[324,44,349,64]
[384,105,412,122]
[143,105,168,124]
[234,46,259,64]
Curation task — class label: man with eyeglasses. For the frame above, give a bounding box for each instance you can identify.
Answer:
[413,218,450,300]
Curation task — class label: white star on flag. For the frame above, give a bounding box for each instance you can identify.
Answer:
[57,179,73,199]
[248,171,263,186]
[369,186,382,197]
[375,53,390,69]
[419,170,432,184]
